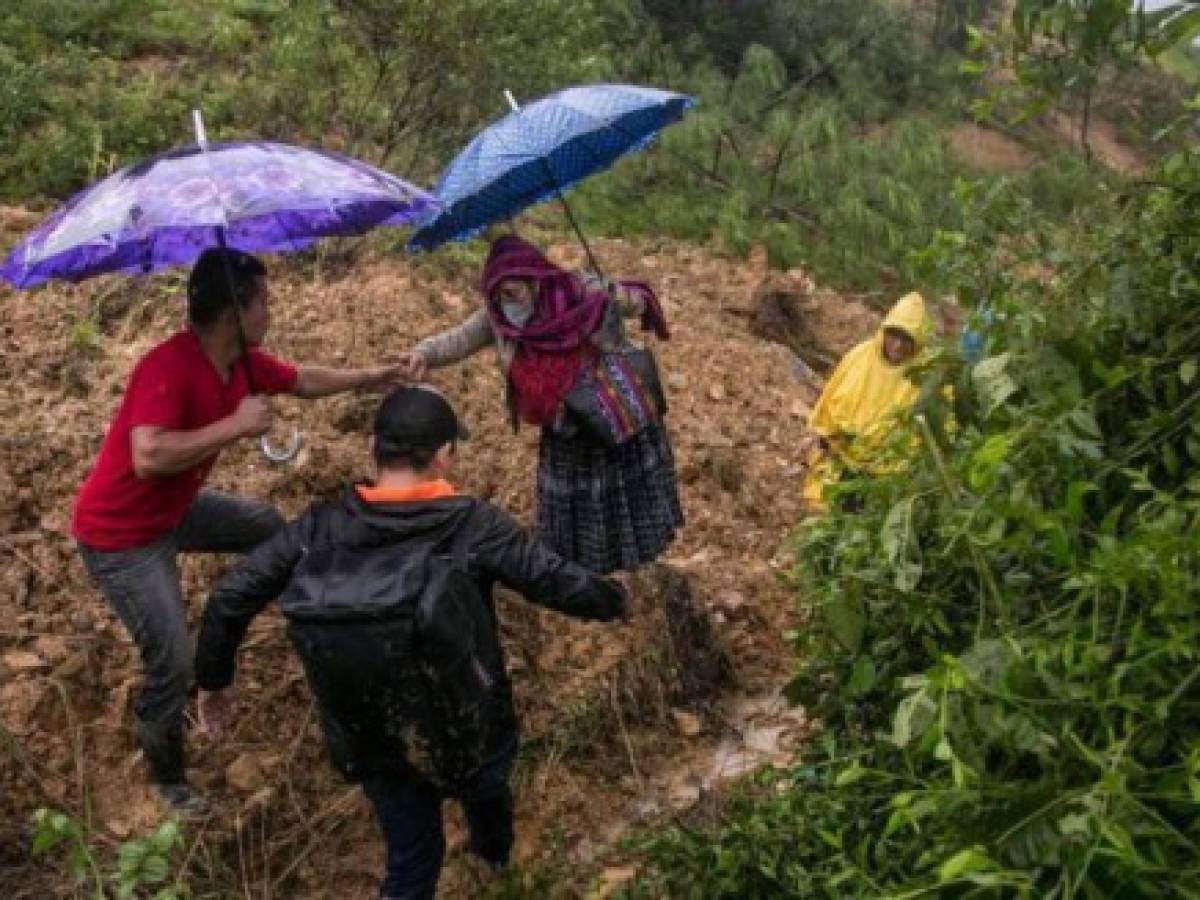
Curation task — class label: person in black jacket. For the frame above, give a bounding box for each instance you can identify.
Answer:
[194,385,628,900]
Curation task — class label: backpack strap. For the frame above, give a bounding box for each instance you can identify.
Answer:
[448,502,475,573]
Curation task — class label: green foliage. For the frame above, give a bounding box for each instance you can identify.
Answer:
[636,0,940,101]
[0,0,1127,300]
[68,316,103,355]
[0,1,269,199]
[1,0,172,58]
[111,818,186,900]
[619,19,1200,890]
[32,808,187,899]
[0,0,616,197]
[0,0,616,198]
[1160,40,1200,84]
[31,808,103,891]
[1009,150,1109,221]
[629,142,1200,898]
[967,0,1200,156]
[243,0,614,178]
[565,38,967,293]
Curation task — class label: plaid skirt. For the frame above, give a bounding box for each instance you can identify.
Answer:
[537,422,684,574]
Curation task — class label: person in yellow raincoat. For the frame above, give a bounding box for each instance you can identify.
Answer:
[802,291,931,509]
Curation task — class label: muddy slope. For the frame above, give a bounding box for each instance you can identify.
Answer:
[0,236,880,897]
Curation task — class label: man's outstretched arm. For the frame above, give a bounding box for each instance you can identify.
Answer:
[470,503,628,621]
[289,362,407,399]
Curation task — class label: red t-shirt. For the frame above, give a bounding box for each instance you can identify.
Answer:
[72,330,298,550]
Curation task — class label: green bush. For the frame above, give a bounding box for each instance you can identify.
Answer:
[0,1,274,199]
[627,147,1200,898]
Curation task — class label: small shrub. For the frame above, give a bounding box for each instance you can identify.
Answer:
[31,808,187,899]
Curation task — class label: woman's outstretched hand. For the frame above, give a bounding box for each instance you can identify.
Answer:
[396,352,428,383]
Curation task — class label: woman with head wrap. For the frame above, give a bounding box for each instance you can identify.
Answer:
[402,236,682,574]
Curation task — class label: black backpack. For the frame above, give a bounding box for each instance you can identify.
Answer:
[281,513,496,791]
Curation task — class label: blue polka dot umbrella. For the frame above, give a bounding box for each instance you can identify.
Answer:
[407,83,695,268]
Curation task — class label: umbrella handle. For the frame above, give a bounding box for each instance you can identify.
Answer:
[260,426,303,464]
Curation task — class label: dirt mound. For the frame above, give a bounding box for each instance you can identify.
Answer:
[946,123,1035,172]
[750,281,878,379]
[0,235,879,896]
[1047,112,1147,175]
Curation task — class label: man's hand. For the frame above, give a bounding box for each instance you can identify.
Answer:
[230,395,273,438]
[197,689,237,738]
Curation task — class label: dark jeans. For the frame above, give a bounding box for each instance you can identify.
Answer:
[361,736,518,900]
[79,491,284,729]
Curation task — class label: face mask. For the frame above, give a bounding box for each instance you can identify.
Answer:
[502,300,534,327]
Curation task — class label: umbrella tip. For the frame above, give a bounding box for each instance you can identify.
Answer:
[503,90,520,113]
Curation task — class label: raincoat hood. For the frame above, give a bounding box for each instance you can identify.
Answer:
[807,291,930,453]
[876,291,929,355]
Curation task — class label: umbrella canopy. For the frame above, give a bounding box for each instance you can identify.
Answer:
[1,141,436,289]
[407,83,694,253]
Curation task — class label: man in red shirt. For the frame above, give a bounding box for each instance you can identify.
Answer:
[74,247,406,814]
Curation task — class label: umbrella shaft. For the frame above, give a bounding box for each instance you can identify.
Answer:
[214,227,257,395]
[538,159,603,277]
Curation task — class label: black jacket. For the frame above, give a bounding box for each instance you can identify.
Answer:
[194,486,625,775]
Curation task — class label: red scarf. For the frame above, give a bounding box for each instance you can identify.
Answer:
[508,343,593,427]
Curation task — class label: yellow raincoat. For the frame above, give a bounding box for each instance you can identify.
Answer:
[803,292,930,508]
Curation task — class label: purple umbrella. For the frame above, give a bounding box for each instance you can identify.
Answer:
[0,136,435,289]
[1,116,435,460]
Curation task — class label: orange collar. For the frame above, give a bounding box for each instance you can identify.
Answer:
[356,479,458,503]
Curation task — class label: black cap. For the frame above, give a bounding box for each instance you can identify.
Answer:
[373,385,470,455]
